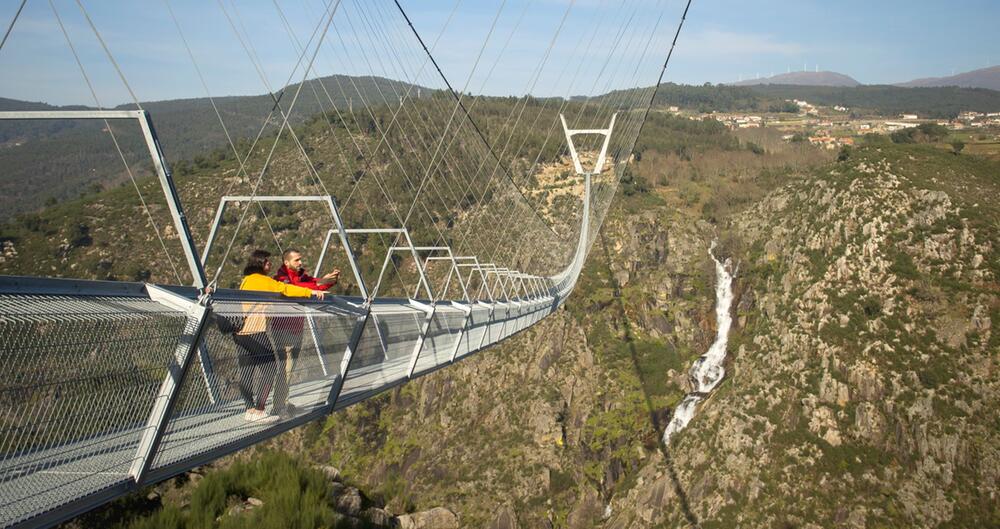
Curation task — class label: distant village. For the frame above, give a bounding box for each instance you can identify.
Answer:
[667,101,1000,151]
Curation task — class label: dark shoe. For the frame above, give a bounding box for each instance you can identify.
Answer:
[275,403,299,420]
[272,402,297,415]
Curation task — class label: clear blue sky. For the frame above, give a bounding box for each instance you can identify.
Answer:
[670,0,1000,85]
[1,0,998,106]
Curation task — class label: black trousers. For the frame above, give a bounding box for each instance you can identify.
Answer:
[232,332,276,410]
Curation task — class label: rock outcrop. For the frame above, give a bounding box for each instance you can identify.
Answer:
[607,145,1000,527]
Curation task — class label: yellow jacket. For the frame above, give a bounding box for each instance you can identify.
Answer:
[237,273,314,335]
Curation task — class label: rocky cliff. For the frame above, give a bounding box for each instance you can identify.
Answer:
[608,144,999,528]
[298,201,719,528]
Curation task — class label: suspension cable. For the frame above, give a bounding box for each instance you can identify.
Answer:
[73,0,142,109]
[631,0,692,153]
[208,0,341,285]
[392,0,558,237]
[0,0,27,54]
[51,0,183,283]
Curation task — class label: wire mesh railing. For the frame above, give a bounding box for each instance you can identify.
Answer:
[0,291,189,527]
[0,273,561,528]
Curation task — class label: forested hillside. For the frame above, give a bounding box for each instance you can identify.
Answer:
[644,82,1000,117]
[0,96,679,288]
[746,84,1000,118]
[5,79,999,221]
[0,75,431,220]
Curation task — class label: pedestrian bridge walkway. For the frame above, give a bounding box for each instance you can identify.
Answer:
[0,261,572,528]
[0,278,561,528]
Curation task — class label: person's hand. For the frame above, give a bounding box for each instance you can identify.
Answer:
[322,269,341,283]
[313,290,326,300]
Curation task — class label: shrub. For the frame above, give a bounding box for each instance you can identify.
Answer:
[18,213,44,232]
[619,169,650,196]
[128,452,347,529]
[70,223,93,247]
[837,146,852,162]
[889,251,918,280]
[891,123,949,144]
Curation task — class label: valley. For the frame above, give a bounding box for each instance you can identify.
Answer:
[2,1,999,527]
[35,97,997,528]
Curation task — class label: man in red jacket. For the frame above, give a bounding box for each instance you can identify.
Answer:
[271,248,340,416]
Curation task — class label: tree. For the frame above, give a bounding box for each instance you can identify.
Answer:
[916,122,949,141]
[951,140,965,155]
[837,146,852,162]
[891,123,949,144]
[768,101,799,113]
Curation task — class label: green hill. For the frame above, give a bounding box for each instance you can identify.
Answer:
[745,84,1000,118]
[606,82,1000,117]
[0,75,432,221]
[4,79,1000,222]
[0,95,667,288]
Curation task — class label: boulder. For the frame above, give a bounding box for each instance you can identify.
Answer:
[396,507,459,529]
[328,484,366,517]
[361,507,394,527]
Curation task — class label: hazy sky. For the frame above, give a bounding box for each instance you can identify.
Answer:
[1,0,997,106]
[671,0,1000,85]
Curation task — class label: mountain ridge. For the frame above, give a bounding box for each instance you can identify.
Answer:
[898,65,1000,91]
[726,66,1000,91]
[728,71,861,87]
[0,74,432,221]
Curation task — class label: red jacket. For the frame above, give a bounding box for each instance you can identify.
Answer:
[271,265,333,336]
[273,264,333,291]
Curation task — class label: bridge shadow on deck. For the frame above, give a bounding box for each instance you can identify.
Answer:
[598,233,700,528]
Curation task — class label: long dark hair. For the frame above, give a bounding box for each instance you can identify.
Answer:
[243,249,271,276]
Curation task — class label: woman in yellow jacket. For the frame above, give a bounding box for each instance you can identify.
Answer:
[235,249,323,424]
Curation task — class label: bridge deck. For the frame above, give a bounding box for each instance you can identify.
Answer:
[0,285,556,528]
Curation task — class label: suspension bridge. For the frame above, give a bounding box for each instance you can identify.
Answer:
[0,0,691,526]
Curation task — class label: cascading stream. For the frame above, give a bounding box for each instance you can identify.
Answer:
[663,241,735,445]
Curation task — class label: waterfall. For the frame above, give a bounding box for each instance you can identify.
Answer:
[663,241,735,445]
